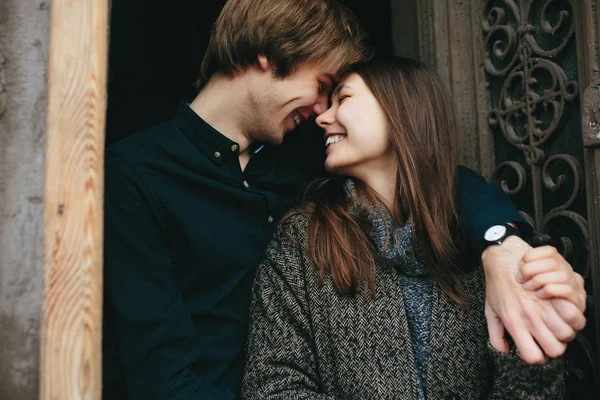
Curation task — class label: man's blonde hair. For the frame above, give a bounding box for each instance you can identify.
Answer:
[198,0,371,88]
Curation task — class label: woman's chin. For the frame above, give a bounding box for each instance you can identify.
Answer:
[324,160,346,176]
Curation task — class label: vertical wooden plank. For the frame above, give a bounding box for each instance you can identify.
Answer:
[40,0,108,399]
[416,0,451,84]
[416,0,484,173]
[573,0,600,379]
[446,0,481,172]
[470,2,496,179]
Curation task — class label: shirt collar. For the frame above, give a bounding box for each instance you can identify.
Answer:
[175,102,241,165]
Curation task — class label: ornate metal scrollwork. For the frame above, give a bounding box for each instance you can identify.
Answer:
[483,0,596,389]
[484,0,587,262]
[491,161,528,195]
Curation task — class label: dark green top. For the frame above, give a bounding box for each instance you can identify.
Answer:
[102,104,529,400]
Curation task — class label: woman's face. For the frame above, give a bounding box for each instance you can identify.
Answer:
[315,73,394,179]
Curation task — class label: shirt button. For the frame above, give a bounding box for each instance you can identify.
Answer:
[268,216,274,223]
[214,151,221,158]
[243,180,250,188]
[231,144,239,152]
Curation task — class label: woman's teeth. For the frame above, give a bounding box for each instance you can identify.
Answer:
[325,135,346,147]
[293,115,301,126]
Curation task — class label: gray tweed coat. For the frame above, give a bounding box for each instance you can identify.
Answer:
[242,213,564,400]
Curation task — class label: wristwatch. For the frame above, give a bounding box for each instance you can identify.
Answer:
[482,223,521,247]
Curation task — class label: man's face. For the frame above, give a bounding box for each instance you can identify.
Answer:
[248,59,337,145]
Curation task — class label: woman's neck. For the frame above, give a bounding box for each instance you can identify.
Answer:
[357,165,398,214]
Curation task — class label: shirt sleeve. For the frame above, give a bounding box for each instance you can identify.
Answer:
[456,165,533,255]
[103,151,235,400]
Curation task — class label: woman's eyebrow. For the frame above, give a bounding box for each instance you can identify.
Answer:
[332,84,346,98]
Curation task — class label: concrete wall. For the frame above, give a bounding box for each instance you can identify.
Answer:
[0,1,50,399]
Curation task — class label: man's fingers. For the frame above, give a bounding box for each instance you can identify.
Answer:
[522,246,559,263]
[541,304,576,343]
[507,326,548,365]
[485,304,509,353]
[523,271,570,291]
[551,299,587,331]
[522,302,567,359]
[519,259,560,282]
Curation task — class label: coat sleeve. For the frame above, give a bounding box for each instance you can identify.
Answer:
[241,216,341,400]
[487,344,565,399]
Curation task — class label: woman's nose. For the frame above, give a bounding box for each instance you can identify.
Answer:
[316,107,335,128]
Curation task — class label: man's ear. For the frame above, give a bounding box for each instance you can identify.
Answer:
[257,54,271,72]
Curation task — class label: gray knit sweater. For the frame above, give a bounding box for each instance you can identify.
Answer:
[347,180,432,399]
[242,203,564,399]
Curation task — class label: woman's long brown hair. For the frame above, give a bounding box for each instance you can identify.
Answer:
[287,57,465,305]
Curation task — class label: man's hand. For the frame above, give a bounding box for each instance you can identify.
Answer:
[482,236,586,364]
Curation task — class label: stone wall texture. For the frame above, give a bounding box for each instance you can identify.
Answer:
[0,1,50,399]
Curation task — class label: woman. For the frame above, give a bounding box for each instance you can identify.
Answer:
[242,57,574,399]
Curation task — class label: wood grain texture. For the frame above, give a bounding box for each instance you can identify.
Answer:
[416,0,484,174]
[573,0,600,379]
[41,0,109,399]
[446,0,481,172]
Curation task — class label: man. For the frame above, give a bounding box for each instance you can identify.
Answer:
[103,0,586,398]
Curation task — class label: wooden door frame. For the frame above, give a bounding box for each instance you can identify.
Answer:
[40,0,109,398]
[573,0,600,375]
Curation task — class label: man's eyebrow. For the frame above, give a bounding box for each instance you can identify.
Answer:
[322,73,337,88]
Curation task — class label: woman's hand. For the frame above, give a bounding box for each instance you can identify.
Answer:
[482,236,586,364]
[519,246,587,313]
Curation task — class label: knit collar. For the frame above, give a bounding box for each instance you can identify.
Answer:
[344,179,427,277]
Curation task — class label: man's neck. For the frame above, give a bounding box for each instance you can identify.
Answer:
[190,76,255,165]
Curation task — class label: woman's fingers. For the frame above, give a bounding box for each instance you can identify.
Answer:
[522,246,559,263]
[519,258,560,283]
[535,284,586,311]
[522,271,570,291]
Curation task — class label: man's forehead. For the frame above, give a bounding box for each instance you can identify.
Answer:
[322,73,338,85]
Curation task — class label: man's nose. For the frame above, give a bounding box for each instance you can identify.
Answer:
[312,93,329,116]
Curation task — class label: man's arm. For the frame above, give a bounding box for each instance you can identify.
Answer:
[104,152,234,400]
[456,166,533,250]
[456,166,586,364]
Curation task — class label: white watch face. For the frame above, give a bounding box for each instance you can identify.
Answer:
[484,225,507,241]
